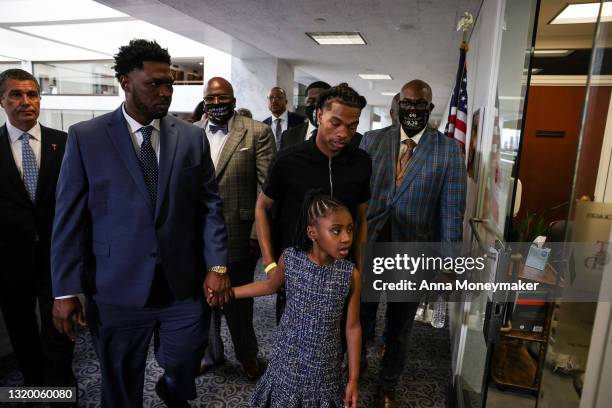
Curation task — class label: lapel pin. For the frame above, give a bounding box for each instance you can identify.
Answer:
[51,143,57,151]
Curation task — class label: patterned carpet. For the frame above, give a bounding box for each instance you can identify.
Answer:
[0,270,452,407]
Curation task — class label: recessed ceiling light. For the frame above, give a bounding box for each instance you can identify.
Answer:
[381,91,397,96]
[359,74,392,80]
[199,62,204,65]
[306,32,366,45]
[534,49,574,57]
[550,2,612,25]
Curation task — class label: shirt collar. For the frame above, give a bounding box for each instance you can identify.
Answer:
[207,113,235,133]
[7,120,41,144]
[400,124,426,146]
[306,121,317,139]
[122,103,160,134]
[272,110,288,122]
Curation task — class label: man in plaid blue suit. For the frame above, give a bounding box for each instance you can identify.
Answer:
[359,80,466,407]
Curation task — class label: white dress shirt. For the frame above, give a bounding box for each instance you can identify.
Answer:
[306,121,317,140]
[400,124,425,150]
[205,115,234,169]
[7,120,42,178]
[122,104,161,162]
[271,110,289,141]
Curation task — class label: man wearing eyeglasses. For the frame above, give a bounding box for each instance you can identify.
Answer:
[359,79,466,407]
[194,77,275,380]
[263,87,305,149]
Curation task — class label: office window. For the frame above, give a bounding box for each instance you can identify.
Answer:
[33,61,118,96]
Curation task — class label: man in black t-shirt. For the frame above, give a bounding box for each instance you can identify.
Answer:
[255,83,371,322]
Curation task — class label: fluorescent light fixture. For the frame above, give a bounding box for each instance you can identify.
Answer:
[531,68,543,74]
[381,91,398,96]
[550,2,612,25]
[534,49,574,57]
[359,74,392,80]
[306,32,366,45]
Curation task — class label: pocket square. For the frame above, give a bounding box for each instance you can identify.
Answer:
[239,147,250,151]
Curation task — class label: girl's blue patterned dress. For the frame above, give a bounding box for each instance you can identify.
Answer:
[250,246,353,407]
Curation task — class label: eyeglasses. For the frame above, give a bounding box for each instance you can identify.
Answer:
[204,94,233,104]
[268,95,285,102]
[398,98,431,110]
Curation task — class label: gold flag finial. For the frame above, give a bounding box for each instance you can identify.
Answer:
[457,11,474,44]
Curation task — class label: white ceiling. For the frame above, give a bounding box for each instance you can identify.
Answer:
[96,0,481,114]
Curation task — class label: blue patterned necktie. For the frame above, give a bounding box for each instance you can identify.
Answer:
[21,132,38,202]
[138,126,158,208]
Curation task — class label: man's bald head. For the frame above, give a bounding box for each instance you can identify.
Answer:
[401,79,433,102]
[204,76,234,98]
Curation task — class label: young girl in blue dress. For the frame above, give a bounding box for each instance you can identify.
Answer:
[233,193,362,407]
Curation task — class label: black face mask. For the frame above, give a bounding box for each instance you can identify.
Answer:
[305,104,317,127]
[398,108,429,134]
[206,103,234,124]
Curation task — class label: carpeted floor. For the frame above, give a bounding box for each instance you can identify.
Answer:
[0,269,452,407]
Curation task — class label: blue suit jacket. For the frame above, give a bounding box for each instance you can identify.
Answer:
[51,107,228,307]
[360,125,466,243]
[263,111,305,130]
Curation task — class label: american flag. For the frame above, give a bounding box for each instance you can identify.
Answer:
[446,42,468,153]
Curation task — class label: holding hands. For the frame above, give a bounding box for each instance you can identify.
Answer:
[204,266,233,306]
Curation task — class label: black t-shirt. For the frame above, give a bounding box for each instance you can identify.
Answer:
[263,136,372,252]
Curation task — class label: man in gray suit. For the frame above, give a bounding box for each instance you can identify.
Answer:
[195,77,275,379]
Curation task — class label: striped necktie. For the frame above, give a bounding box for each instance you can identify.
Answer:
[21,132,38,202]
[274,118,282,149]
[395,138,416,187]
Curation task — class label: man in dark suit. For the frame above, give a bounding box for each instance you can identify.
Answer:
[0,69,74,390]
[262,86,305,149]
[279,81,330,150]
[359,80,466,407]
[51,39,231,408]
[194,77,275,379]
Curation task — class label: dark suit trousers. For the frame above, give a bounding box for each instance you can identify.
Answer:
[361,301,419,391]
[203,256,258,364]
[87,295,208,407]
[0,244,75,387]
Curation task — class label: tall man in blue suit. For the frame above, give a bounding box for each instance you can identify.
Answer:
[50,39,231,408]
[359,79,466,408]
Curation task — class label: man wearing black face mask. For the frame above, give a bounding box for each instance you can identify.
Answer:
[359,79,466,407]
[194,77,275,380]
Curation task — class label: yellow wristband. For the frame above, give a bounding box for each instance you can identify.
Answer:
[264,262,277,274]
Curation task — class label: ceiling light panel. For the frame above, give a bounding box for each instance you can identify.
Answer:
[306,32,366,45]
[550,2,612,25]
[359,74,392,80]
[534,49,574,57]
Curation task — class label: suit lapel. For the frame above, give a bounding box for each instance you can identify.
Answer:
[393,128,435,202]
[0,124,31,203]
[106,108,153,213]
[215,116,246,177]
[155,117,178,220]
[36,126,60,202]
[388,125,401,186]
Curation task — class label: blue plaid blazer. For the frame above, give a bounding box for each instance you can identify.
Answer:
[360,125,466,243]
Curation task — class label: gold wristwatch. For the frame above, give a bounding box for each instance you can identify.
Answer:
[209,265,228,275]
